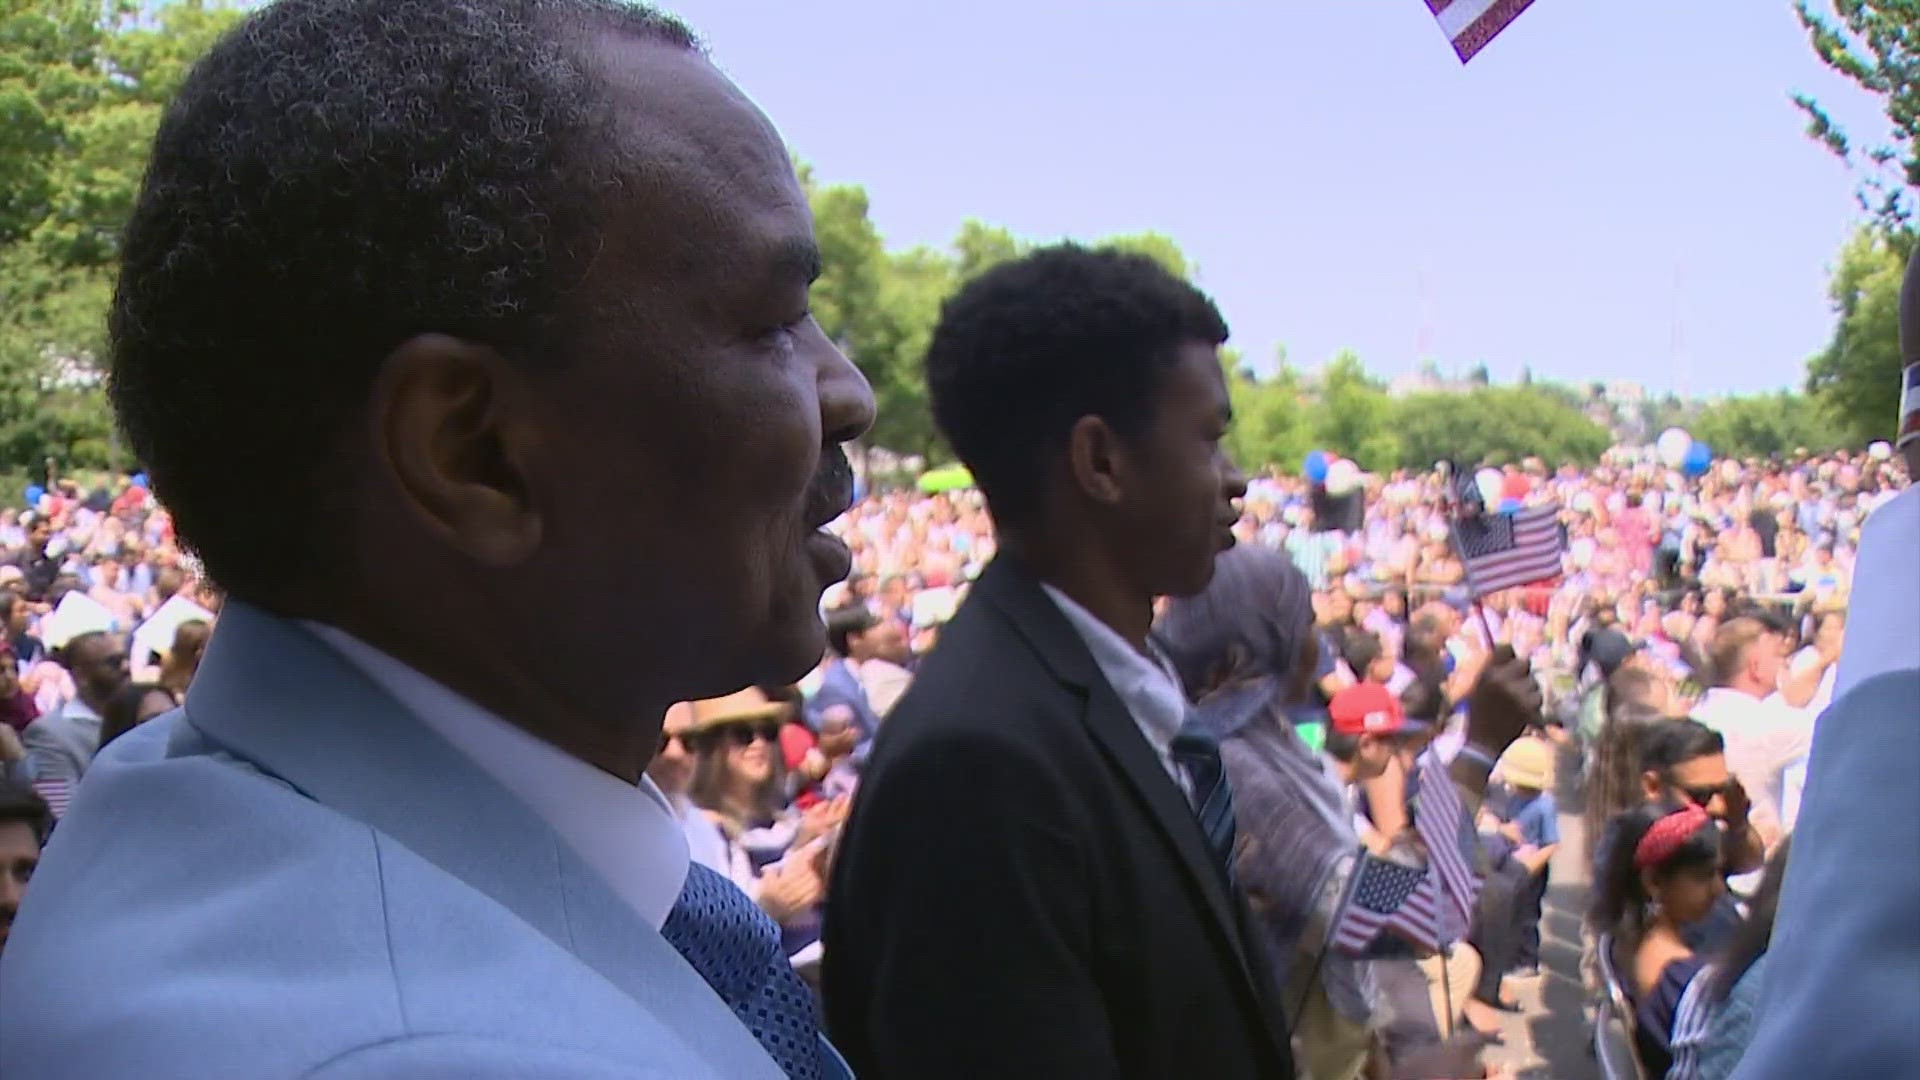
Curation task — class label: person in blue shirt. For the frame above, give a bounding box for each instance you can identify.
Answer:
[1489,737,1559,978]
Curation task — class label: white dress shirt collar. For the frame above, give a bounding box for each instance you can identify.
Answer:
[1040,583,1190,790]
[303,622,690,931]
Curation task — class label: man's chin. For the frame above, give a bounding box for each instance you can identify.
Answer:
[758,612,831,688]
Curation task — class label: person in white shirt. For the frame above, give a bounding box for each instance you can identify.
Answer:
[1779,608,1843,718]
[1690,615,1811,845]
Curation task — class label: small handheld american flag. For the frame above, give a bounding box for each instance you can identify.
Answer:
[1452,504,1566,599]
[1425,0,1538,63]
[1330,855,1443,954]
[1414,756,1481,928]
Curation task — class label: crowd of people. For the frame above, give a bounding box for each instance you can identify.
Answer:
[0,437,1903,1077]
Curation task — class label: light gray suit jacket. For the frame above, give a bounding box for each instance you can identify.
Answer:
[0,603,814,1079]
[20,697,102,784]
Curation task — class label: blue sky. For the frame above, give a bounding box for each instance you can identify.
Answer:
[658,0,1888,394]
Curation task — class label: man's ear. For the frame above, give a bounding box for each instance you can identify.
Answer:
[1065,414,1127,507]
[371,333,544,567]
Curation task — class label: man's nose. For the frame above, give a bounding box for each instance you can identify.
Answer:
[816,334,875,447]
[1223,461,1249,502]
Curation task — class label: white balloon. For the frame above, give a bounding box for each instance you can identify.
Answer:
[1869,440,1893,461]
[1325,459,1362,496]
[1657,427,1693,469]
[1474,468,1503,505]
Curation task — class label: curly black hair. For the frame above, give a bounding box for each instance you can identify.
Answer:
[923,244,1228,525]
[107,0,699,603]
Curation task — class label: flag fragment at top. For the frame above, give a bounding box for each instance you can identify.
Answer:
[1427,0,1538,63]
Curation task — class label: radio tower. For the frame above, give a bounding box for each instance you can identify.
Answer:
[1416,267,1436,381]
[1672,259,1690,402]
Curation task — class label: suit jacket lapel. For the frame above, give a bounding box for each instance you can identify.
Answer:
[971,559,1255,976]
[181,603,783,1080]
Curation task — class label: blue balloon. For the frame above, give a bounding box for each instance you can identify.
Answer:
[1303,450,1330,483]
[23,484,44,507]
[1498,497,1522,513]
[1682,441,1713,478]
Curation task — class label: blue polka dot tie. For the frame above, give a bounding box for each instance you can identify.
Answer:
[659,862,825,1079]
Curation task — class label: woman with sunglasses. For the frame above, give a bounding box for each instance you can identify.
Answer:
[681,689,833,957]
[1591,803,1725,1077]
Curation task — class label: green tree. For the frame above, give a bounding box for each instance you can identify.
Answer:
[1309,352,1400,472]
[951,220,1024,282]
[1794,0,1920,226]
[1691,391,1845,458]
[1221,354,1312,474]
[0,0,244,477]
[1392,385,1611,469]
[1804,226,1910,444]
[1099,231,1192,280]
[864,247,955,457]
[801,171,955,458]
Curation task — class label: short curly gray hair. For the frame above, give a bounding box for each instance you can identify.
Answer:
[108,0,699,601]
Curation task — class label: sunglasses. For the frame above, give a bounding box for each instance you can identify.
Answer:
[1675,781,1732,808]
[700,720,784,748]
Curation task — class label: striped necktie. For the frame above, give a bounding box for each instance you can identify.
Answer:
[1170,713,1238,885]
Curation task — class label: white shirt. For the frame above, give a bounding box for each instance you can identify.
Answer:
[1692,686,1813,838]
[1041,584,1192,797]
[1787,646,1839,719]
[305,623,691,930]
[1835,486,1920,699]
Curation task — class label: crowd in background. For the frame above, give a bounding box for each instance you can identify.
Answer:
[0,445,1905,1077]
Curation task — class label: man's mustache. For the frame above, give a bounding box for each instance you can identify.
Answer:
[803,445,855,526]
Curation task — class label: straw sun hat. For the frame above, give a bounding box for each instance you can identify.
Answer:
[683,686,788,735]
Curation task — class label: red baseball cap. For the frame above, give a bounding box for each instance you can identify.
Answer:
[1327,683,1417,737]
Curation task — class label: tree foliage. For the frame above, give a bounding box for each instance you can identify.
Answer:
[0,0,1869,486]
[1804,226,1911,445]
[0,0,243,477]
[1691,391,1845,459]
[1393,385,1611,470]
[1794,0,1920,227]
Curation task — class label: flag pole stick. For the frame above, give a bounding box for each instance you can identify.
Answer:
[1290,846,1369,1040]
[1472,598,1499,653]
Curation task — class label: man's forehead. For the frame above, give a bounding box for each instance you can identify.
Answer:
[581,32,805,242]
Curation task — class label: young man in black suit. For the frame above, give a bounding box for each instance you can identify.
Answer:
[824,246,1290,1080]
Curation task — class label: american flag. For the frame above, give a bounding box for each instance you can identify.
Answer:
[31,779,71,818]
[1452,505,1565,598]
[1414,756,1480,927]
[1425,0,1538,63]
[1331,856,1442,954]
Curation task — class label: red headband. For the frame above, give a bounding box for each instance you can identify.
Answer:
[1634,805,1712,870]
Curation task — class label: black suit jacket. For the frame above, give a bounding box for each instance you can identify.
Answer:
[823,557,1294,1080]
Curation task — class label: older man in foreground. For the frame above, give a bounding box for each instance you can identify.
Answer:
[0,2,873,1077]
